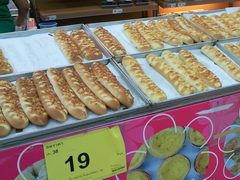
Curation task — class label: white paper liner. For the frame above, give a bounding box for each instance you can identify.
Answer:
[225,7,240,14]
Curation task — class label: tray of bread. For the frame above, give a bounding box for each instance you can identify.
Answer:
[113,42,240,107]
[0,59,147,145]
[182,9,240,40]
[86,15,213,58]
[0,24,111,77]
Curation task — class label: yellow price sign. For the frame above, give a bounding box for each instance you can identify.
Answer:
[44,126,126,180]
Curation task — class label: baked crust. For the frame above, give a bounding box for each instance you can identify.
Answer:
[0,49,13,75]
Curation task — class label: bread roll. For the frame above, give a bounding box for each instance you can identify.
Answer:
[91,62,134,107]
[0,49,13,75]
[0,108,11,137]
[123,23,151,51]
[161,51,208,92]
[146,54,195,95]
[122,56,167,102]
[201,46,240,81]
[94,26,126,56]
[70,30,103,60]
[147,21,182,46]
[0,80,29,129]
[224,43,240,58]
[179,49,221,88]
[74,62,120,110]
[174,16,212,42]
[16,78,48,126]
[32,71,68,122]
[54,30,82,63]
[47,68,87,119]
[63,67,107,115]
[134,21,164,50]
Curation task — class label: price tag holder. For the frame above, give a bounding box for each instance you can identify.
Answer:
[112,8,123,14]
[44,126,126,180]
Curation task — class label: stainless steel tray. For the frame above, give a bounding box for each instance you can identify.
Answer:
[0,59,148,146]
[113,42,240,111]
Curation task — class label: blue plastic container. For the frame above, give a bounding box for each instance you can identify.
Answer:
[38,22,58,29]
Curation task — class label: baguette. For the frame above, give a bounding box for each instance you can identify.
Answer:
[147,21,182,46]
[74,62,120,110]
[70,30,103,60]
[0,49,13,75]
[16,78,48,126]
[146,54,195,96]
[224,43,240,58]
[122,56,167,102]
[221,13,240,30]
[0,80,29,129]
[0,108,11,137]
[47,68,88,119]
[32,71,68,122]
[123,23,151,51]
[63,67,107,115]
[91,62,134,107]
[174,16,212,42]
[94,27,126,56]
[134,21,164,50]
[201,46,240,81]
[161,51,208,92]
[54,30,82,63]
[178,49,221,88]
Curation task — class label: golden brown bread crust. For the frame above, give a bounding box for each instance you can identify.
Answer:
[123,23,151,51]
[0,108,11,137]
[178,49,221,88]
[91,62,134,107]
[0,80,29,129]
[74,62,120,110]
[201,46,240,81]
[0,49,13,75]
[47,68,88,120]
[224,43,240,58]
[16,78,48,126]
[70,30,103,60]
[221,13,240,32]
[63,67,107,115]
[134,21,164,50]
[122,56,167,102]
[94,26,126,56]
[146,54,195,96]
[32,71,68,122]
[54,30,82,63]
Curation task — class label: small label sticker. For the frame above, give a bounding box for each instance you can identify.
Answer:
[44,15,57,21]
[112,8,123,14]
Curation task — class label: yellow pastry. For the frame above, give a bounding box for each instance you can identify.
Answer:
[188,128,206,147]
[129,144,147,170]
[194,147,209,175]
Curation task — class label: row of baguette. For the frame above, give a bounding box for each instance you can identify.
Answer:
[0,62,134,137]
[122,46,240,102]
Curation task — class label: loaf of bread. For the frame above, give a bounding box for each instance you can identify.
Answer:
[63,67,107,115]
[94,26,126,56]
[178,49,221,88]
[157,19,193,44]
[189,15,224,40]
[32,71,68,122]
[0,49,13,75]
[91,62,134,107]
[47,68,88,119]
[0,80,29,129]
[123,23,151,51]
[174,16,212,42]
[201,46,240,81]
[146,54,195,95]
[70,30,103,60]
[16,77,48,126]
[122,56,167,102]
[0,108,11,137]
[221,13,240,30]
[147,21,182,46]
[224,43,240,58]
[161,51,208,92]
[74,62,120,110]
[134,21,164,50]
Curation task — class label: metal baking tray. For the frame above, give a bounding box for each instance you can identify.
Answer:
[86,15,215,58]
[217,37,240,66]
[0,24,112,77]
[113,42,240,111]
[0,59,148,146]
